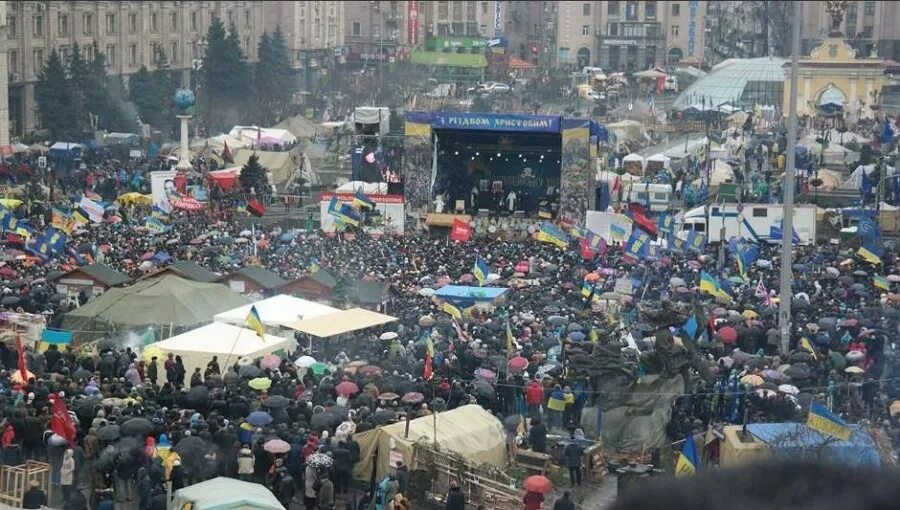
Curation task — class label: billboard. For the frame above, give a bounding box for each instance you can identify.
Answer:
[150,170,177,213]
[319,193,404,235]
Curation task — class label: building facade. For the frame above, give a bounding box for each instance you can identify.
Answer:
[798,0,900,61]
[267,1,345,70]
[5,1,267,137]
[343,0,414,65]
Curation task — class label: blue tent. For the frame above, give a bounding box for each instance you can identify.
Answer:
[746,423,880,467]
[434,285,508,305]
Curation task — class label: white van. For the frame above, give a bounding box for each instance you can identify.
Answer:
[621,183,674,212]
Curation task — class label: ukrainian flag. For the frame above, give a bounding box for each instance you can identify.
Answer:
[473,258,489,285]
[309,258,320,273]
[800,337,818,360]
[51,208,73,234]
[441,301,462,320]
[535,222,569,248]
[569,225,587,239]
[338,204,361,227]
[674,435,699,477]
[874,274,890,291]
[581,280,595,298]
[609,218,629,242]
[73,207,90,225]
[857,242,883,265]
[246,305,266,339]
[807,401,851,440]
[352,190,375,209]
[700,271,731,301]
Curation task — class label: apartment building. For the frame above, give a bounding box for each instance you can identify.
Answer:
[266,1,345,70]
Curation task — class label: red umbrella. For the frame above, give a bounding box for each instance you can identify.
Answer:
[401,392,425,404]
[507,356,529,372]
[335,381,360,396]
[140,251,155,261]
[515,261,530,273]
[718,326,738,344]
[358,365,382,377]
[523,475,552,494]
[585,272,600,283]
[0,267,16,278]
[459,273,475,283]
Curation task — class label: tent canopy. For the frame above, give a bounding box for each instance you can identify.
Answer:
[228,126,297,145]
[232,149,296,186]
[149,321,293,378]
[214,294,339,328]
[286,308,397,337]
[60,275,248,340]
[353,405,507,481]
[171,477,285,510]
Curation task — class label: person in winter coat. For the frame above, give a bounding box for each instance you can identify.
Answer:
[22,480,47,509]
[137,467,153,510]
[525,379,544,416]
[332,441,352,494]
[1,423,15,447]
[524,490,544,510]
[237,445,254,481]
[391,461,411,494]
[147,357,159,386]
[60,449,76,503]
[563,436,584,486]
[552,491,576,510]
[317,475,335,510]
[169,460,185,492]
[445,480,466,510]
[124,363,141,386]
[303,464,317,510]
[529,417,547,453]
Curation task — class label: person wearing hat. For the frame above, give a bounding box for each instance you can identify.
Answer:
[22,480,46,509]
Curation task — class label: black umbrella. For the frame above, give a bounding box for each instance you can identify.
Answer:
[6,280,25,289]
[372,409,398,424]
[120,417,154,437]
[239,365,263,378]
[185,386,211,409]
[97,424,121,441]
[49,292,67,303]
[46,270,64,280]
[263,395,290,409]
[174,436,207,473]
[72,368,93,380]
[1,296,19,306]
[310,412,339,429]
[785,365,810,380]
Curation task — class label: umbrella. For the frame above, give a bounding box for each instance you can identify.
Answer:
[120,418,154,437]
[401,392,425,404]
[543,305,560,313]
[585,272,601,283]
[508,356,529,372]
[472,380,495,397]
[310,412,340,429]
[567,331,586,341]
[567,323,584,332]
[846,351,865,362]
[669,276,686,287]
[98,425,121,441]
[418,287,435,297]
[475,368,496,380]
[101,397,125,408]
[264,439,291,454]
[778,384,800,395]
[784,365,810,379]
[72,368,93,379]
[418,316,436,327]
[249,377,272,390]
[742,310,759,319]
[336,381,360,396]
[379,332,399,340]
[263,395,290,409]
[459,273,475,283]
[309,362,331,376]
[259,354,281,371]
[378,392,400,402]
[246,411,273,427]
[844,366,865,374]
[357,365,382,377]
[740,374,764,386]
[829,351,847,370]
[840,318,859,327]
[547,315,567,326]
[239,365,263,378]
[761,369,786,382]
[717,327,738,344]
[888,274,900,283]
[185,386,211,409]
[294,356,316,368]
[523,475,553,494]
[373,409,398,424]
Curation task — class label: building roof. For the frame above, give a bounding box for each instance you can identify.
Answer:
[53,263,131,287]
[222,266,288,290]
[304,269,338,289]
[143,261,219,283]
[674,57,787,110]
[346,280,392,304]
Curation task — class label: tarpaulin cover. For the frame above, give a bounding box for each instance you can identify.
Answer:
[434,285,508,302]
[746,423,880,467]
[352,405,506,481]
[172,477,285,510]
[597,374,684,453]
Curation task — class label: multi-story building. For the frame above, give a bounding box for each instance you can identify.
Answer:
[5,1,267,137]
[267,1,345,70]
[798,0,900,61]
[343,0,414,66]
[0,2,9,145]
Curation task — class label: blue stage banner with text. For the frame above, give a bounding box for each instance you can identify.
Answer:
[432,113,561,133]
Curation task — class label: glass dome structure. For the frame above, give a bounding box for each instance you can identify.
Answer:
[673,57,787,111]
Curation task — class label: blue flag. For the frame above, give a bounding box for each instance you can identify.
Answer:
[682,316,699,340]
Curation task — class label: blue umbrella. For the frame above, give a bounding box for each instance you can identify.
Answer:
[280,231,297,242]
[246,411,273,427]
[567,331,586,341]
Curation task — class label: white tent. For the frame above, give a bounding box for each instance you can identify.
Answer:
[229,126,298,145]
[693,159,735,187]
[843,164,897,190]
[172,477,284,510]
[147,322,294,377]
[214,294,339,328]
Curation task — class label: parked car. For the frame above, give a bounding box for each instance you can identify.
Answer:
[467,82,512,94]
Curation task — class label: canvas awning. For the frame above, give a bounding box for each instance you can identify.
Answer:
[411,50,488,68]
[286,308,397,337]
[214,294,339,328]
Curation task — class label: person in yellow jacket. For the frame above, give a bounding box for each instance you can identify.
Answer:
[562,386,577,429]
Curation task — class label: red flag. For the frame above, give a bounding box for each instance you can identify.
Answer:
[222,141,234,163]
[627,202,658,236]
[15,334,27,383]
[247,199,266,217]
[423,353,433,381]
[580,238,595,260]
[50,396,76,445]
[449,218,471,242]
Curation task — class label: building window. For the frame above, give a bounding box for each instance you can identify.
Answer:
[671,24,679,37]
[150,12,158,32]
[33,48,43,73]
[170,11,177,30]
[467,1,476,19]
[438,2,449,19]
[82,13,92,35]
[8,51,17,76]
[864,1,875,16]
[482,2,488,15]
[106,13,116,34]
[479,24,486,35]
[672,4,680,16]
[328,25,335,39]
[58,14,68,36]
[129,13,137,33]
[7,16,15,38]
[32,15,43,37]
[608,1,620,16]
[150,42,159,62]
[582,25,590,36]
[59,45,68,61]
[244,37,250,52]
[227,10,233,25]
[107,45,116,66]
[85,45,94,61]
[583,3,591,16]
[466,22,477,36]
[352,22,360,36]
[129,44,137,66]
[244,9,251,28]
[171,41,178,63]
[625,1,638,20]
[645,1,657,19]
[190,11,197,31]
[452,2,462,19]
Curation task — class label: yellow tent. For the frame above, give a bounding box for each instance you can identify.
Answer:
[352,405,507,481]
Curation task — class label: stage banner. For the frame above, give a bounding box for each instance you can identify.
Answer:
[432,112,560,133]
[558,119,593,225]
[320,193,405,235]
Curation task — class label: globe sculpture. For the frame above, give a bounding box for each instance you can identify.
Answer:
[173,89,196,112]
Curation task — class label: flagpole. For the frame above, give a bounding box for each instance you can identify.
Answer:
[778,3,801,355]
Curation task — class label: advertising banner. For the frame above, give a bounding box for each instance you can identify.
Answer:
[150,170,177,213]
[320,193,405,234]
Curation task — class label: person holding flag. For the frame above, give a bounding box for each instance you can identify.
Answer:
[473,257,490,286]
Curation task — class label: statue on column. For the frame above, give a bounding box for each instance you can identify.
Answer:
[826,0,849,36]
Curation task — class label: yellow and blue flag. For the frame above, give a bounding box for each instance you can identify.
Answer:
[581,280,595,298]
[657,212,674,235]
[667,234,685,253]
[857,242,883,265]
[246,305,266,339]
[535,222,569,248]
[338,204,361,227]
[473,257,489,285]
[623,230,650,262]
[352,190,375,209]
[145,217,171,234]
[309,258,320,273]
[800,337,818,360]
[569,224,587,239]
[874,274,890,291]
[807,401,851,440]
[700,271,731,301]
[686,230,707,252]
[735,241,759,278]
[674,435,699,477]
[51,208,74,234]
[441,301,462,320]
[609,217,629,242]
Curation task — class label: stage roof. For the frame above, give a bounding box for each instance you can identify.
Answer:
[406,111,608,141]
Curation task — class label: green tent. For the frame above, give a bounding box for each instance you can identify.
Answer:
[61,275,249,341]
